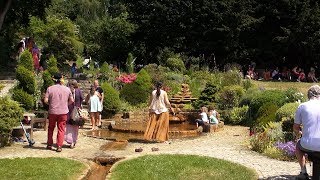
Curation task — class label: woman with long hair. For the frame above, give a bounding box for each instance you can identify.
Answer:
[144,82,173,142]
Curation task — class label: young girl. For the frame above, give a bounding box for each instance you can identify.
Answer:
[195,106,208,127]
[85,86,102,130]
[208,106,219,132]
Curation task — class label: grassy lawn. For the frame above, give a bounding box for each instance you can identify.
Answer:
[253,80,315,94]
[0,157,85,180]
[109,154,258,180]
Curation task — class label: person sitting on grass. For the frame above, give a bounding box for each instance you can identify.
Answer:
[195,106,208,128]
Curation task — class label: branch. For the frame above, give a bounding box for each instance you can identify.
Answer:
[0,0,13,31]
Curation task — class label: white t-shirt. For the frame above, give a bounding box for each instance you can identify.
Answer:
[149,90,168,114]
[294,99,320,151]
[200,112,208,123]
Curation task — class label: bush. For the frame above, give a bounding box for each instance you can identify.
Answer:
[249,90,286,120]
[12,88,35,110]
[18,51,34,71]
[275,102,299,122]
[239,88,261,106]
[220,70,242,87]
[47,56,59,75]
[216,85,245,110]
[101,82,121,114]
[284,88,306,103]
[16,66,36,94]
[42,70,54,92]
[242,79,254,90]
[255,103,279,128]
[0,97,24,147]
[192,82,220,109]
[228,105,249,125]
[166,57,186,72]
[120,69,152,106]
[144,64,170,84]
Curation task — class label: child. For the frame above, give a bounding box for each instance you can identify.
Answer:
[195,106,208,127]
[208,106,219,132]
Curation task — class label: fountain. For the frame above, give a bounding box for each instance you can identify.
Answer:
[85,84,211,141]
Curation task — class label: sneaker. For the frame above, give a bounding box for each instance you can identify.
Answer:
[296,172,310,180]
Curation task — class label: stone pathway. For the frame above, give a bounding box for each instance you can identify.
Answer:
[0,80,16,97]
[0,125,309,179]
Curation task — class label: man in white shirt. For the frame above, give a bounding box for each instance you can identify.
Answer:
[294,85,320,180]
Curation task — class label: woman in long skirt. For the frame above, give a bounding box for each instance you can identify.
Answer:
[144,82,173,142]
[65,80,83,148]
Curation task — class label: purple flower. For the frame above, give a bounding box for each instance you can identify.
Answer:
[275,141,296,157]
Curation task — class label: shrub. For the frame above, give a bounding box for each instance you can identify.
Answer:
[274,141,296,160]
[12,88,35,110]
[18,50,34,71]
[220,70,242,87]
[216,85,245,110]
[166,57,186,72]
[47,56,59,75]
[16,66,36,94]
[120,69,152,105]
[249,90,286,119]
[284,88,306,103]
[255,103,279,128]
[144,64,170,84]
[42,70,54,92]
[192,82,220,109]
[275,102,299,122]
[0,97,24,147]
[242,79,254,90]
[228,105,249,125]
[126,53,135,73]
[101,82,121,114]
[239,88,261,106]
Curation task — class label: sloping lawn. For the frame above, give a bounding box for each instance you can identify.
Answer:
[253,80,312,94]
[0,157,85,180]
[109,154,258,180]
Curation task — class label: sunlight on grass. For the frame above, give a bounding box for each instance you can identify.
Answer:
[110,154,258,180]
[0,157,85,180]
[253,80,316,95]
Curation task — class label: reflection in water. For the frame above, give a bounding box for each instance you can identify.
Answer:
[85,122,200,141]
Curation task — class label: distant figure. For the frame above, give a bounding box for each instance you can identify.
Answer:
[93,80,104,127]
[71,63,77,78]
[263,68,271,81]
[307,68,318,83]
[208,106,219,132]
[297,69,306,82]
[44,73,74,152]
[292,66,300,81]
[144,82,173,142]
[293,85,320,179]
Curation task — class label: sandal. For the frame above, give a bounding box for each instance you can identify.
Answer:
[46,145,52,150]
[56,146,62,152]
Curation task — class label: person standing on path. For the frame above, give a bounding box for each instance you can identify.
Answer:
[93,80,104,127]
[85,86,102,130]
[65,80,83,148]
[44,73,74,152]
[293,85,320,180]
[144,82,173,142]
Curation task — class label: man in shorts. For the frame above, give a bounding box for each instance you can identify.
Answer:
[294,85,320,180]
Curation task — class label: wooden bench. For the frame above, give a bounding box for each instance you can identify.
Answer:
[32,111,48,131]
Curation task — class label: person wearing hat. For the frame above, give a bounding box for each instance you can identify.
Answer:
[294,85,320,179]
[44,73,74,152]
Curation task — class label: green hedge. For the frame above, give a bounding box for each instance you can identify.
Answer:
[18,51,34,71]
[0,97,23,147]
[275,102,299,122]
[228,105,249,125]
[16,66,36,94]
[12,88,34,110]
[255,103,279,128]
[101,82,121,113]
[120,69,152,106]
[216,85,245,109]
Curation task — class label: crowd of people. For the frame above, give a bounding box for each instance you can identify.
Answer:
[245,65,318,83]
[16,37,42,71]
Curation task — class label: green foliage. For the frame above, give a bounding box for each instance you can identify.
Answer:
[255,103,279,128]
[228,106,249,125]
[12,88,34,110]
[120,69,152,105]
[143,64,170,84]
[275,103,299,122]
[166,56,186,72]
[242,79,254,90]
[101,82,121,113]
[15,66,36,94]
[0,97,23,136]
[47,56,59,75]
[29,16,83,64]
[216,85,245,110]
[192,82,220,109]
[126,53,135,73]
[42,70,54,92]
[218,70,242,88]
[249,90,287,120]
[239,88,261,107]
[250,122,283,153]
[18,51,34,71]
[284,88,306,103]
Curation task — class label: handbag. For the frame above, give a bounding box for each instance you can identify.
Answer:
[69,107,85,126]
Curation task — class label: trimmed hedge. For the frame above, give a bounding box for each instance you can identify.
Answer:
[18,50,34,71]
[0,97,24,147]
[12,88,34,110]
[216,85,245,109]
[228,105,249,125]
[16,66,36,94]
[120,69,152,106]
[275,102,299,122]
[255,103,279,128]
[192,82,220,109]
[101,82,121,113]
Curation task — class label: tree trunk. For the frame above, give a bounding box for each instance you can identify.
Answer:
[0,0,13,31]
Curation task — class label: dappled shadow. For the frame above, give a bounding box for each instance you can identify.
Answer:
[260,175,296,180]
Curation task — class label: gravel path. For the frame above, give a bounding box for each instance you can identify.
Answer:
[0,125,308,180]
